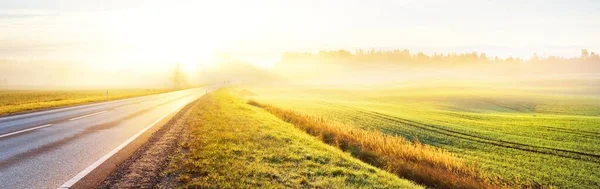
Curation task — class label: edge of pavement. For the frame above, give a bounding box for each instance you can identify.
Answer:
[61,93,203,189]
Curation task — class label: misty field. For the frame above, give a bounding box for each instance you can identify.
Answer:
[0,89,171,116]
[244,81,600,188]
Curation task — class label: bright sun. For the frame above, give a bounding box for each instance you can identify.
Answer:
[102,5,218,75]
[94,2,283,73]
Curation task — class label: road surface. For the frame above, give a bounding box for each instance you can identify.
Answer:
[0,88,209,189]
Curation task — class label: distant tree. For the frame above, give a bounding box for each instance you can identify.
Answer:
[581,49,590,59]
[171,63,187,88]
[278,48,600,65]
[589,52,600,63]
[480,53,488,61]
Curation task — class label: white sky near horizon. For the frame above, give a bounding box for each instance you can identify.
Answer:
[1,0,599,69]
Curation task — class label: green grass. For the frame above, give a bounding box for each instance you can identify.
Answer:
[249,100,494,189]
[245,84,600,188]
[163,89,422,189]
[0,89,172,116]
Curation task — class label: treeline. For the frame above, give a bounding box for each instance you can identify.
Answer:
[280,49,600,65]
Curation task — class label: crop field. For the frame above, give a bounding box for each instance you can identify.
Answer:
[244,81,600,188]
[0,89,172,116]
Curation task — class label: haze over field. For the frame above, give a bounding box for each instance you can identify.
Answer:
[1,0,600,88]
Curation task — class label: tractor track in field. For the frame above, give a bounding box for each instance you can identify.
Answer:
[480,98,535,113]
[360,111,600,163]
[540,126,600,138]
[319,102,600,163]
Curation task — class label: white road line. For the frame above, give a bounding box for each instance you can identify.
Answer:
[0,124,53,139]
[114,105,129,110]
[57,107,182,189]
[68,111,108,121]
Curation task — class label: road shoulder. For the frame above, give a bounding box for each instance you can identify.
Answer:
[94,97,200,188]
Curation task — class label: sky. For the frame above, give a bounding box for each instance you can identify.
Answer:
[1,0,599,69]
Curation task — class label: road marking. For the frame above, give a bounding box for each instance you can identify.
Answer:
[0,124,53,139]
[68,111,108,121]
[57,107,182,189]
[114,105,129,110]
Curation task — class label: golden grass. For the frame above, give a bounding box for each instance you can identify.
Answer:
[248,100,498,189]
[0,89,172,116]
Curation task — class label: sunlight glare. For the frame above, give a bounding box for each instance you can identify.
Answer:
[103,4,218,75]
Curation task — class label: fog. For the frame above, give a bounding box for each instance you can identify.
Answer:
[0,59,174,89]
[2,50,599,95]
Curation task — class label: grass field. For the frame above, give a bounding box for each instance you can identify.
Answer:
[248,100,494,189]
[0,89,172,116]
[244,82,600,188]
[162,89,422,188]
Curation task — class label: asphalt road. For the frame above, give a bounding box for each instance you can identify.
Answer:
[0,87,209,189]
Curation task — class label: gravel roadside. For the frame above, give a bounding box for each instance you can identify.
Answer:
[96,97,201,189]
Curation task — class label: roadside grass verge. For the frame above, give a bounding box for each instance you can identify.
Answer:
[248,100,498,189]
[0,89,172,116]
[162,89,422,188]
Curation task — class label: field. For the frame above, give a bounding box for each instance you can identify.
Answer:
[0,89,172,116]
[162,89,422,188]
[248,99,493,188]
[243,81,600,188]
